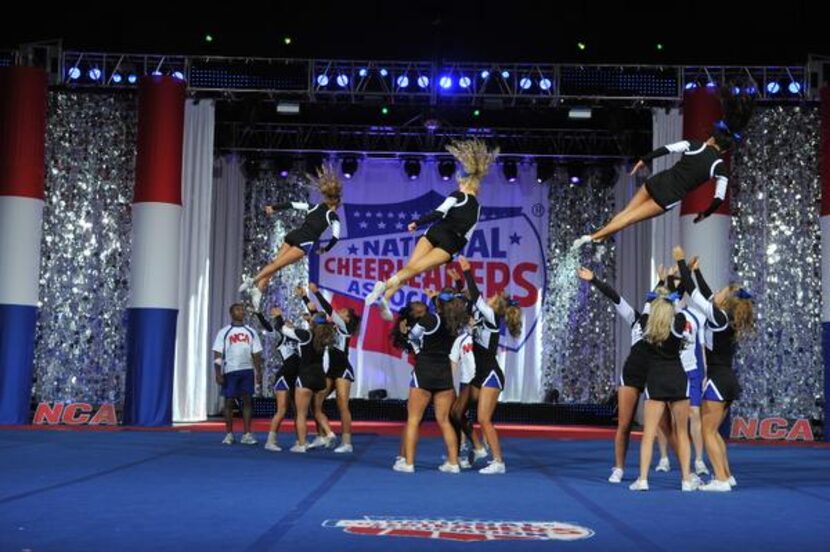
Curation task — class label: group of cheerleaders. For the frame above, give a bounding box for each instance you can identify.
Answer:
[237,87,755,489]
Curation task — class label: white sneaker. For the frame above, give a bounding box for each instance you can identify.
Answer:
[378,297,394,321]
[473,447,489,461]
[479,460,506,475]
[571,234,593,251]
[655,457,670,472]
[290,443,308,453]
[700,479,732,492]
[365,281,386,305]
[682,476,701,492]
[629,479,649,491]
[727,476,737,487]
[334,443,353,454]
[221,433,235,445]
[459,458,472,470]
[241,433,257,445]
[249,286,263,310]
[695,459,710,476]
[264,441,282,452]
[238,275,253,293]
[394,455,405,466]
[307,435,328,449]
[439,462,461,474]
[608,467,624,484]
[393,462,415,473]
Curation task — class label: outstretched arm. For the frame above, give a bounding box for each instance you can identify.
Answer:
[694,169,728,223]
[411,193,462,229]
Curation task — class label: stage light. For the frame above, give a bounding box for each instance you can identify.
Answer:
[358,68,368,77]
[473,109,481,117]
[111,72,123,84]
[536,159,554,184]
[744,85,758,95]
[128,73,138,84]
[684,82,697,90]
[438,158,456,181]
[539,78,552,90]
[335,74,349,87]
[172,71,185,81]
[501,70,510,79]
[316,74,329,86]
[568,164,585,184]
[404,158,421,180]
[205,34,213,43]
[68,67,81,80]
[459,76,471,88]
[480,70,490,79]
[151,70,162,76]
[88,68,102,81]
[381,106,389,115]
[766,81,780,94]
[283,37,292,45]
[379,68,389,77]
[577,42,586,51]
[519,77,532,90]
[502,159,518,183]
[788,81,802,94]
[341,156,358,179]
[417,75,430,88]
[656,43,664,51]
[396,75,409,88]
[706,81,717,88]
[275,155,293,178]
[732,86,741,95]
[439,76,453,89]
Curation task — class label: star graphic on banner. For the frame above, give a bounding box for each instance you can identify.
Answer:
[387,212,395,219]
[353,210,361,218]
[395,222,404,230]
[510,233,522,245]
[359,221,369,229]
[375,211,384,218]
[347,244,359,255]
[398,211,407,219]
[378,222,387,229]
[410,211,420,219]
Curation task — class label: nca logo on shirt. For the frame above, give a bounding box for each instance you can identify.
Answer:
[229,332,251,345]
[323,517,594,542]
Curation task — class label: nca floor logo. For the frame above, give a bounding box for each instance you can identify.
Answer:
[323,516,594,542]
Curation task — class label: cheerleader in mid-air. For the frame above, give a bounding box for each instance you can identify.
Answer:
[458,256,522,475]
[572,89,754,250]
[365,140,499,320]
[675,246,754,491]
[239,164,342,308]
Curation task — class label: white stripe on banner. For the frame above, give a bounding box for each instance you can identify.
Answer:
[822,216,830,322]
[0,196,44,306]
[680,213,731,292]
[130,202,182,309]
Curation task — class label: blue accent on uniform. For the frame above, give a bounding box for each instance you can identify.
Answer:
[222,369,255,398]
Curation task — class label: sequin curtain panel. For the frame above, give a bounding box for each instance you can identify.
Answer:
[731,106,823,423]
[34,92,136,405]
[172,99,215,423]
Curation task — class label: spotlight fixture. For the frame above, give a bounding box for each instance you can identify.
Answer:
[438,158,456,181]
[404,158,422,180]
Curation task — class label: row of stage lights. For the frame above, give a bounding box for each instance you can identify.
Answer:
[256,155,610,186]
[684,80,803,96]
[66,66,186,84]
[316,69,555,91]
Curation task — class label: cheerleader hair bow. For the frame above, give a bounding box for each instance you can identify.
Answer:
[506,297,521,307]
[714,119,743,143]
[312,312,328,325]
[734,288,753,300]
[438,291,466,302]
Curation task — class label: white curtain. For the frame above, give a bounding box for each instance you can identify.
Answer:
[650,108,683,283]
[173,100,216,422]
[206,155,246,415]
[613,170,652,380]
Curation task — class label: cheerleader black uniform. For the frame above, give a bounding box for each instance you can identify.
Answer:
[312,290,356,382]
[641,311,690,402]
[411,191,481,257]
[462,269,504,390]
[678,260,740,402]
[270,201,341,255]
[280,326,328,392]
[640,140,728,217]
[255,312,301,391]
[407,312,455,392]
[588,276,650,391]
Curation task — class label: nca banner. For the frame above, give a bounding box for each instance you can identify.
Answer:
[309,159,548,401]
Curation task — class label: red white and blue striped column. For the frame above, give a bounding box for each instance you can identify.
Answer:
[680,87,731,292]
[124,76,185,426]
[0,67,47,424]
[821,86,830,440]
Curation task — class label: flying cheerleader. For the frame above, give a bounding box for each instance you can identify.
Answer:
[239,164,342,308]
[364,139,499,320]
[572,89,754,250]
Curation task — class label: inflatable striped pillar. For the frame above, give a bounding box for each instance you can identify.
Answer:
[0,67,48,424]
[680,87,731,291]
[821,86,830,441]
[123,76,185,426]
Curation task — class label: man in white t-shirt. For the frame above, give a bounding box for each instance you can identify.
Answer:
[212,303,264,445]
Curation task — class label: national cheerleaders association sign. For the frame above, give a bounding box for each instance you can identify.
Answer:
[308,163,549,402]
